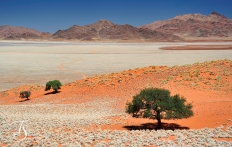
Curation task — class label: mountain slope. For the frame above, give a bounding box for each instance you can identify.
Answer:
[0,25,51,40]
[141,12,232,38]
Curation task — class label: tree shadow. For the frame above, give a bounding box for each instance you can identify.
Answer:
[19,98,30,102]
[123,122,189,131]
[44,91,61,95]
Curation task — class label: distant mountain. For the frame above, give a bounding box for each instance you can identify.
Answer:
[53,20,182,41]
[140,12,232,38]
[0,26,51,40]
[2,12,231,42]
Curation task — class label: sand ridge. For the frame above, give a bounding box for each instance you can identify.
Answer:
[160,45,232,50]
[0,59,232,146]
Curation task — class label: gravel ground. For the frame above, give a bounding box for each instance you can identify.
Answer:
[1,98,232,146]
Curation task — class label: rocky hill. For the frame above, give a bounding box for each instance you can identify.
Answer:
[53,20,182,41]
[141,12,232,38]
[0,25,51,40]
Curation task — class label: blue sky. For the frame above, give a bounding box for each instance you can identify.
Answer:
[1,0,232,33]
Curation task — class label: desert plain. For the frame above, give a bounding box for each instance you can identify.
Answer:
[0,41,232,146]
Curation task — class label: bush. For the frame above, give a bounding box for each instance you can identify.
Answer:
[45,80,62,93]
[19,91,31,99]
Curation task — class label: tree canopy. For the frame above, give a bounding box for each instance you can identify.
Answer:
[126,88,193,129]
[45,80,62,93]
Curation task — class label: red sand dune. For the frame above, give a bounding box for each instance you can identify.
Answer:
[0,59,232,131]
[160,45,232,50]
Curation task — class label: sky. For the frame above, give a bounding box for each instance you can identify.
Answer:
[1,0,232,33]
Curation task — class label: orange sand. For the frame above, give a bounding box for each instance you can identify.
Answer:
[0,59,232,131]
[160,45,232,50]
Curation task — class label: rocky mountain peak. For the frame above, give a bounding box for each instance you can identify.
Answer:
[210,11,227,19]
[85,19,114,32]
[174,13,205,20]
[94,19,114,26]
[99,19,113,23]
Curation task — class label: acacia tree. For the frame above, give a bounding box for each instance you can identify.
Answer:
[126,88,193,129]
[45,80,62,93]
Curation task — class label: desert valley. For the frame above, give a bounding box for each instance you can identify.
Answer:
[0,12,232,146]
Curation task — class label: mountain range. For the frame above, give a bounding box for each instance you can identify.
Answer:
[53,20,181,41]
[1,12,232,42]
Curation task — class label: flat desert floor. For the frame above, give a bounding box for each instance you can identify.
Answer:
[0,41,232,91]
[0,41,232,146]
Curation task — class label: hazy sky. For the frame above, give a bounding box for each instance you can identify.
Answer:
[1,0,232,33]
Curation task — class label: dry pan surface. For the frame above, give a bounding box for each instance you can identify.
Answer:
[0,41,232,91]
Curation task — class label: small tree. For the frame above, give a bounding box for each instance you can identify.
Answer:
[19,91,31,100]
[45,80,62,93]
[126,88,193,129]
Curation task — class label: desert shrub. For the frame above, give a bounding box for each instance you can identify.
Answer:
[45,80,62,93]
[19,91,31,99]
[215,75,221,81]
[223,69,229,76]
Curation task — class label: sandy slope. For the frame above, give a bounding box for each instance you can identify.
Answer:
[1,59,232,128]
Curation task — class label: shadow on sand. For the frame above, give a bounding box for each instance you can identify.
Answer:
[44,91,61,95]
[123,122,189,131]
[19,98,30,102]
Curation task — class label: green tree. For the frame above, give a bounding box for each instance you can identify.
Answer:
[126,88,193,129]
[45,80,62,93]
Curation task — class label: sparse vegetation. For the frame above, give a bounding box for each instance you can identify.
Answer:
[184,77,190,81]
[126,88,194,129]
[223,69,229,76]
[215,75,221,81]
[166,76,173,81]
[45,80,62,93]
